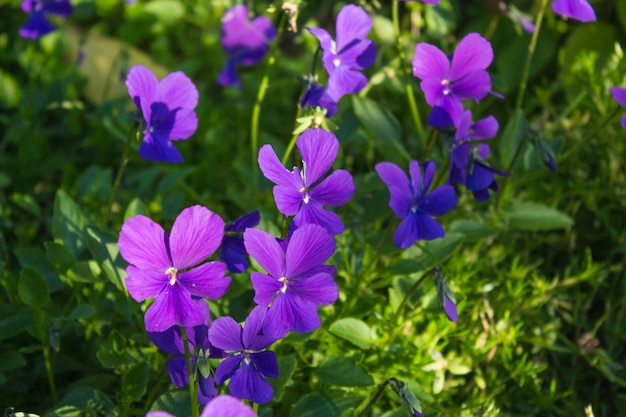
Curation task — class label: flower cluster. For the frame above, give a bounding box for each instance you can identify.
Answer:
[19,0,72,39]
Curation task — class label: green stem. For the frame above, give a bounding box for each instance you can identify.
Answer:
[357,381,388,417]
[43,345,58,404]
[251,12,286,193]
[281,133,299,166]
[392,269,433,324]
[106,121,137,225]
[181,327,198,417]
[392,1,424,142]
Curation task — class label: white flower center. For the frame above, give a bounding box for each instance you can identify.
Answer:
[165,267,178,285]
[279,277,289,293]
[333,58,341,67]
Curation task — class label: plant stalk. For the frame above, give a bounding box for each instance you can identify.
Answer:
[106,121,137,225]
[181,327,198,417]
[43,345,58,404]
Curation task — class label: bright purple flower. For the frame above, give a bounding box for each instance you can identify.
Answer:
[609,87,626,131]
[258,128,355,235]
[307,4,376,101]
[412,33,494,123]
[218,5,277,87]
[244,224,338,339]
[19,0,72,39]
[118,205,231,332]
[299,76,338,118]
[201,395,258,417]
[126,65,198,163]
[148,321,224,405]
[376,161,456,249]
[209,307,279,404]
[434,268,458,322]
[219,211,261,274]
[551,0,596,23]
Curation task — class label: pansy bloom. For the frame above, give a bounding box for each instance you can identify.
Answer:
[434,267,458,322]
[376,160,456,249]
[218,5,277,87]
[19,0,72,39]
[307,4,376,102]
[126,65,198,163]
[258,128,355,235]
[551,0,596,23]
[219,211,261,274]
[209,307,279,404]
[147,395,258,417]
[609,87,626,131]
[412,33,494,123]
[244,223,338,339]
[299,75,338,118]
[118,205,231,332]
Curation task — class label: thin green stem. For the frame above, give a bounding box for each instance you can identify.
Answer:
[392,1,424,142]
[281,133,299,166]
[43,345,58,404]
[251,12,286,193]
[357,381,388,417]
[181,327,198,417]
[392,269,433,324]
[106,121,137,225]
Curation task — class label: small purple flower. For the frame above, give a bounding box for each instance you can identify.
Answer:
[434,268,458,322]
[244,224,338,340]
[551,0,596,23]
[307,4,376,102]
[209,307,279,404]
[499,2,535,33]
[609,87,626,131]
[376,161,456,249]
[299,76,338,118]
[118,205,231,332]
[201,395,258,417]
[126,65,198,163]
[148,321,224,405]
[19,0,72,39]
[219,211,261,274]
[258,128,355,235]
[218,5,277,87]
[412,33,494,123]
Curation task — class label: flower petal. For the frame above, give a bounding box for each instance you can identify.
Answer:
[144,286,209,332]
[243,306,276,350]
[229,362,274,404]
[125,267,167,302]
[326,65,368,99]
[226,211,261,233]
[251,272,282,308]
[415,214,445,241]
[179,261,230,300]
[610,87,626,108]
[250,351,279,378]
[258,144,302,188]
[126,65,158,122]
[418,185,457,216]
[375,162,413,218]
[337,40,376,71]
[449,33,493,81]
[309,170,355,207]
[244,228,285,279]
[297,129,339,187]
[293,201,345,235]
[408,160,422,195]
[148,325,184,354]
[44,0,73,16]
[443,294,458,322]
[155,71,199,110]
[219,236,249,274]
[209,316,244,352]
[551,0,596,22]
[450,70,491,102]
[307,27,333,53]
[289,272,338,306]
[286,223,335,279]
[273,186,303,216]
[139,134,184,163]
[119,215,171,271]
[169,205,224,270]
[200,395,256,417]
[215,355,243,385]
[335,5,373,52]
[166,356,189,387]
[468,115,498,140]
[394,214,418,249]
[412,42,449,81]
[168,108,198,141]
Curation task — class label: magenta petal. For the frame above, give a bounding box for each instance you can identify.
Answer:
[119,215,171,271]
[262,294,292,340]
[168,108,198,140]
[250,272,282,307]
[200,395,257,417]
[454,110,473,141]
[385,186,413,218]
[449,33,493,81]
[273,186,302,216]
[296,129,339,186]
[19,11,55,39]
[394,215,419,249]
[179,262,230,299]
[144,285,209,331]
[418,185,457,216]
[335,4,373,52]
[309,170,355,206]
[155,71,199,110]
[420,79,447,107]
[307,27,333,51]
[289,272,338,306]
[450,70,491,102]
[209,316,244,351]
[621,115,626,131]
[286,224,335,278]
[126,65,158,121]
[169,205,224,270]
[412,43,449,81]
[229,362,274,404]
[468,115,499,140]
[551,0,596,22]
[437,93,465,124]
[293,201,345,235]
[244,228,285,279]
[215,355,243,385]
[610,87,626,108]
[258,145,302,188]
[125,266,166,302]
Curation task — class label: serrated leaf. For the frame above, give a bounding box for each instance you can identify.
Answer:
[290,391,365,417]
[18,268,49,308]
[314,357,374,387]
[503,202,574,231]
[329,318,376,350]
[52,190,88,258]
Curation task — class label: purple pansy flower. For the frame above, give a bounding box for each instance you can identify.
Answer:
[376,161,456,249]
[258,128,355,235]
[147,394,258,417]
[219,211,261,274]
[307,4,376,102]
[609,87,626,131]
[148,321,224,405]
[412,33,494,123]
[126,65,198,163]
[19,0,72,39]
[218,5,277,87]
[209,307,279,404]
[299,76,339,118]
[244,223,338,340]
[118,205,231,332]
[551,0,596,23]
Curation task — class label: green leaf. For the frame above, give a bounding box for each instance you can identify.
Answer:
[52,190,88,258]
[66,261,102,284]
[314,357,374,387]
[18,268,50,308]
[499,109,527,168]
[290,391,365,417]
[96,350,133,369]
[0,351,27,372]
[0,314,34,342]
[11,193,41,217]
[124,198,149,220]
[150,389,191,417]
[143,0,185,25]
[414,232,464,269]
[448,219,495,242]
[269,354,297,402]
[15,248,65,292]
[69,304,96,320]
[85,226,126,291]
[425,0,457,37]
[122,362,149,399]
[503,202,574,231]
[329,318,376,350]
[563,23,618,71]
[109,329,127,355]
[44,241,76,273]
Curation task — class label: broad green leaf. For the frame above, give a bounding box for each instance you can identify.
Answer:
[143,0,185,24]
[15,248,64,292]
[425,0,457,37]
[52,190,88,258]
[290,391,365,417]
[448,219,495,242]
[499,109,527,168]
[124,198,149,220]
[414,232,464,269]
[66,261,102,284]
[69,305,96,320]
[503,202,574,231]
[157,167,196,193]
[314,357,374,387]
[96,350,133,369]
[0,351,26,372]
[11,193,41,217]
[85,226,126,291]
[44,242,76,274]
[329,318,376,350]
[150,389,191,417]
[109,329,127,355]
[122,362,149,399]
[18,268,49,308]
[563,23,618,71]
[0,314,34,342]
[269,355,297,402]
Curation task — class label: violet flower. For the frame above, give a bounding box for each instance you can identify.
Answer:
[609,87,626,131]
[219,211,261,274]
[126,65,198,163]
[147,395,258,417]
[258,128,355,235]
[209,307,279,404]
[218,5,277,87]
[19,0,72,39]
[307,4,376,102]
[412,33,494,123]
[299,75,338,118]
[434,268,458,322]
[376,160,456,249]
[118,205,231,332]
[551,0,596,23]
[148,321,224,405]
[244,224,338,340]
